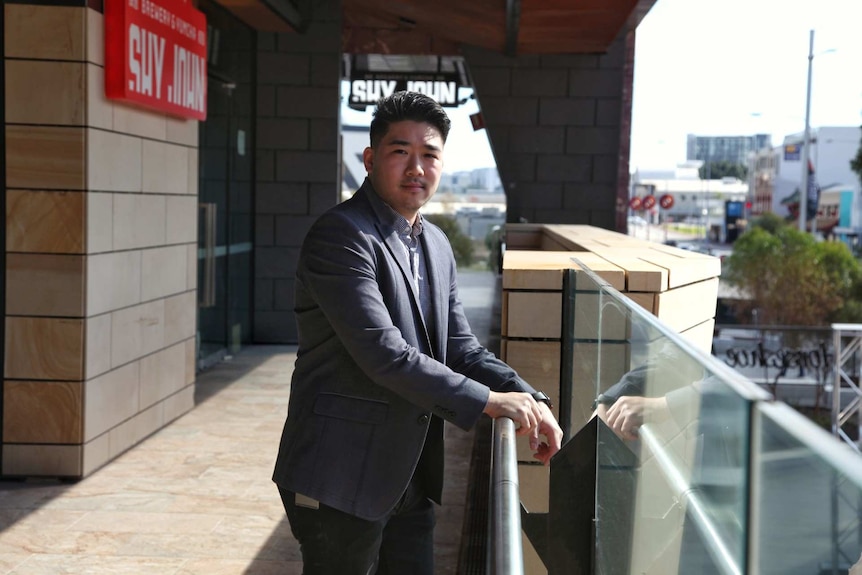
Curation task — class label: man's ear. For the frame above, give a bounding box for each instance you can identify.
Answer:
[362,147,374,173]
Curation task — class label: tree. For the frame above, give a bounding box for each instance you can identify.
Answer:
[750,211,787,234]
[698,160,748,181]
[850,124,862,190]
[724,221,862,326]
[820,240,862,323]
[424,213,474,268]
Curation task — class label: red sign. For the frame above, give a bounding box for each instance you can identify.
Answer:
[105,0,207,120]
[470,112,485,131]
[659,194,674,209]
[642,195,656,210]
[629,197,642,210]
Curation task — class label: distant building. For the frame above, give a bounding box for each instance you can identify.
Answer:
[439,171,474,192]
[748,147,778,216]
[471,167,503,192]
[440,168,502,194]
[455,206,505,240]
[687,133,772,167]
[631,163,747,240]
[748,126,861,233]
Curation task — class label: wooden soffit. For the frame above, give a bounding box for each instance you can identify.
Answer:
[343,0,658,56]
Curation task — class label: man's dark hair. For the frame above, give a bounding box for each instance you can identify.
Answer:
[369,91,451,148]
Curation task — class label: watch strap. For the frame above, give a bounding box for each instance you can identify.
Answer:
[532,391,553,409]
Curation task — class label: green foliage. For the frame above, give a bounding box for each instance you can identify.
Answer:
[851,124,862,190]
[725,225,862,326]
[424,213,474,268]
[750,211,788,234]
[835,293,862,323]
[698,161,748,180]
[485,225,504,273]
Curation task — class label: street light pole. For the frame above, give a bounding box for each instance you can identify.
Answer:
[798,29,814,233]
[705,154,711,240]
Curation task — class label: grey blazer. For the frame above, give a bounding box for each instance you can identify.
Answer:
[272,180,535,521]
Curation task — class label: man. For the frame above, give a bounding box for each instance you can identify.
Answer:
[272,91,562,575]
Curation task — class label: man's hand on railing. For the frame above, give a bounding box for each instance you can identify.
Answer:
[532,402,563,465]
[483,391,563,465]
[483,391,541,433]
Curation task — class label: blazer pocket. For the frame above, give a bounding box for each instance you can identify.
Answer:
[313,392,388,425]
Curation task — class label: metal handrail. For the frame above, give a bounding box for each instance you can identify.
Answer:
[490,417,524,575]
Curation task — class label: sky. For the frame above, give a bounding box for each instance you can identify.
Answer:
[341,0,862,174]
[629,0,862,171]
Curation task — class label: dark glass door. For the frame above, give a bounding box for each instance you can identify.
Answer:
[197,1,254,370]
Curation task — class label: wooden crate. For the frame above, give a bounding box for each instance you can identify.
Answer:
[501,223,719,346]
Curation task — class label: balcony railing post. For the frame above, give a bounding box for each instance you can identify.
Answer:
[560,268,576,441]
[490,417,524,575]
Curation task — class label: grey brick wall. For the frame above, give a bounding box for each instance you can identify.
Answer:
[463,29,634,228]
[253,0,342,343]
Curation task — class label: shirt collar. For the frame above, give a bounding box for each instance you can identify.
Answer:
[364,178,424,241]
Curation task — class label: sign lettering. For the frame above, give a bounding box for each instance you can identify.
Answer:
[351,80,398,104]
[128,24,165,98]
[349,72,461,108]
[105,0,207,120]
[723,342,832,372]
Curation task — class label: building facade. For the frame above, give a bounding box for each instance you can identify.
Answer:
[750,126,861,229]
[687,133,772,167]
[631,166,747,236]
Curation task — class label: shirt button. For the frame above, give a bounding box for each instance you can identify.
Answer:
[417,414,430,425]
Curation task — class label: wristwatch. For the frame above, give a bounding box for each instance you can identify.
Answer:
[532,391,553,409]
[591,393,615,411]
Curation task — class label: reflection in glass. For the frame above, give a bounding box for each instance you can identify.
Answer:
[571,266,751,574]
[543,258,862,574]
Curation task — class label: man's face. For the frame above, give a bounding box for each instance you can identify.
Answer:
[363,120,444,224]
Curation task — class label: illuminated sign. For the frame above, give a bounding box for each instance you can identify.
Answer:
[349,72,461,108]
[105,0,207,120]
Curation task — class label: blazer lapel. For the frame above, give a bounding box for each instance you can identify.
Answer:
[377,222,437,354]
[378,223,417,297]
[421,232,448,361]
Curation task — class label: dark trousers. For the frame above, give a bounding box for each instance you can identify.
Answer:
[279,477,435,575]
